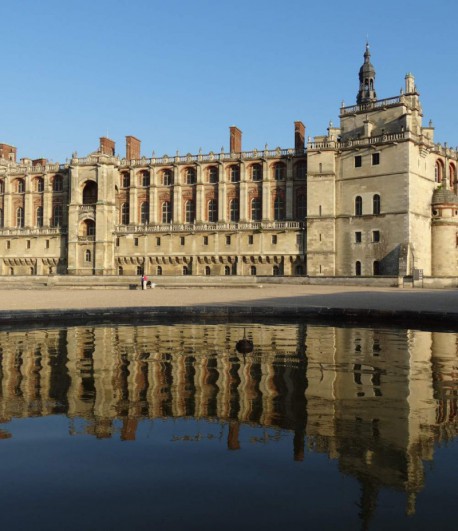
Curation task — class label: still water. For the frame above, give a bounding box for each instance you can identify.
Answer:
[0,322,457,530]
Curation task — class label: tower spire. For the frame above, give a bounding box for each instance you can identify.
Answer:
[357,42,377,104]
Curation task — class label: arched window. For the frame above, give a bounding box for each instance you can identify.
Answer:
[140,202,149,224]
[205,266,211,276]
[36,178,44,192]
[224,265,231,276]
[252,164,262,181]
[273,265,280,276]
[355,196,363,216]
[355,261,362,276]
[118,266,123,275]
[140,171,150,187]
[162,169,173,186]
[274,196,285,221]
[230,198,239,222]
[435,161,443,183]
[373,261,381,275]
[0,208,3,228]
[16,207,24,228]
[0,180,4,194]
[82,181,97,204]
[296,195,306,219]
[295,265,304,276]
[251,198,261,221]
[208,167,218,183]
[156,266,163,276]
[185,200,195,223]
[182,266,189,276]
[85,249,92,262]
[52,204,63,227]
[162,201,172,223]
[250,265,257,276]
[208,199,218,222]
[122,173,130,188]
[230,165,240,183]
[274,163,285,180]
[82,219,95,236]
[36,206,43,227]
[373,194,381,215]
[450,164,456,189]
[121,203,129,225]
[185,167,196,185]
[17,179,25,193]
[53,175,63,192]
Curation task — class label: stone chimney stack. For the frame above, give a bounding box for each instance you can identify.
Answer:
[230,126,242,153]
[0,143,17,162]
[126,136,141,160]
[99,137,115,156]
[294,121,306,151]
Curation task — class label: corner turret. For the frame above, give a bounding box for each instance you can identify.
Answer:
[357,43,377,104]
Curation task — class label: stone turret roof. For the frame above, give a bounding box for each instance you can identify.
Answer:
[431,187,458,205]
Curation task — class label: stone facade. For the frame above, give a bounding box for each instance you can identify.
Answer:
[0,45,457,278]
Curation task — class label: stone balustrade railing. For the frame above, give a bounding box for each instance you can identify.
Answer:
[115,220,303,234]
[0,227,66,236]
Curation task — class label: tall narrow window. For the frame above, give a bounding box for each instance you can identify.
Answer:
[140,171,150,187]
[274,196,285,221]
[122,173,130,188]
[185,168,196,185]
[224,265,231,276]
[85,249,91,262]
[355,261,362,276]
[373,194,381,215]
[185,200,195,223]
[230,198,239,222]
[162,201,172,223]
[16,207,24,228]
[140,202,149,224]
[250,265,257,276]
[52,205,63,227]
[208,199,218,222]
[372,153,380,165]
[355,156,362,168]
[295,161,307,179]
[17,179,25,193]
[355,196,363,216]
[36,178,44,192]
[121,203,129,225]
[162,169,173,186]
[208,166,218,183]
[296,195,306,219]
[373,261,381,275]
[252,164,262,181]
[0,180,4,194]
[0,208,3,228]
[53,175,63,192]
[251,198,261,221]
[274,163,285,180]
[450,164,456,189]
[230,166,240,183]
[36,206,43,227]
[205,266,211,276]
[435,160,443,183]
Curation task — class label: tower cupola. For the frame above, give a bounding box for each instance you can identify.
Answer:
[357,43,377,104]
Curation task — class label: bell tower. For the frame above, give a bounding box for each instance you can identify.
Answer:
[357,43,377,104]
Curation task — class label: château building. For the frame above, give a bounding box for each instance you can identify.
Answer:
[0,45,457,278]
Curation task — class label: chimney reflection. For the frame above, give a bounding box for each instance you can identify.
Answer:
[0,323,456,519]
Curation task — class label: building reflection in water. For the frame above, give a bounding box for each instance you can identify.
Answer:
[0,323,456,525]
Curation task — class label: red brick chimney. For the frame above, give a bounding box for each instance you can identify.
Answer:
[0,143,17,162]
[126,136,141,160]
[99,137,115,156]
[32,158,47,167]
[229,126,242,153]
[294,121,305,151]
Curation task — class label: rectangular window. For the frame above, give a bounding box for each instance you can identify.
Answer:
[116,237,120,247]
[248,235,253,245]
[6,240,10,249]
[180,236,185,246]
[272,235,278,244]
[26,240,30,249]
[372,153,380,165]
[203,236,208,246]
[45,240,49,249]
[355,156,362,168]
[134,237,139,247]
[156,237,161,246]
[226,235,231,245]
[355,232,362,243]
[372,230,380,242]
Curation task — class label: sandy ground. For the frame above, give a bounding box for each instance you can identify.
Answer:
[0,284,456,314]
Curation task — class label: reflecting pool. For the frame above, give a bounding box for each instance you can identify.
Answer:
[0,322,457,530]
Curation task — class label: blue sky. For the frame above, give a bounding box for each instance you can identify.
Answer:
[2,0,458,162]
